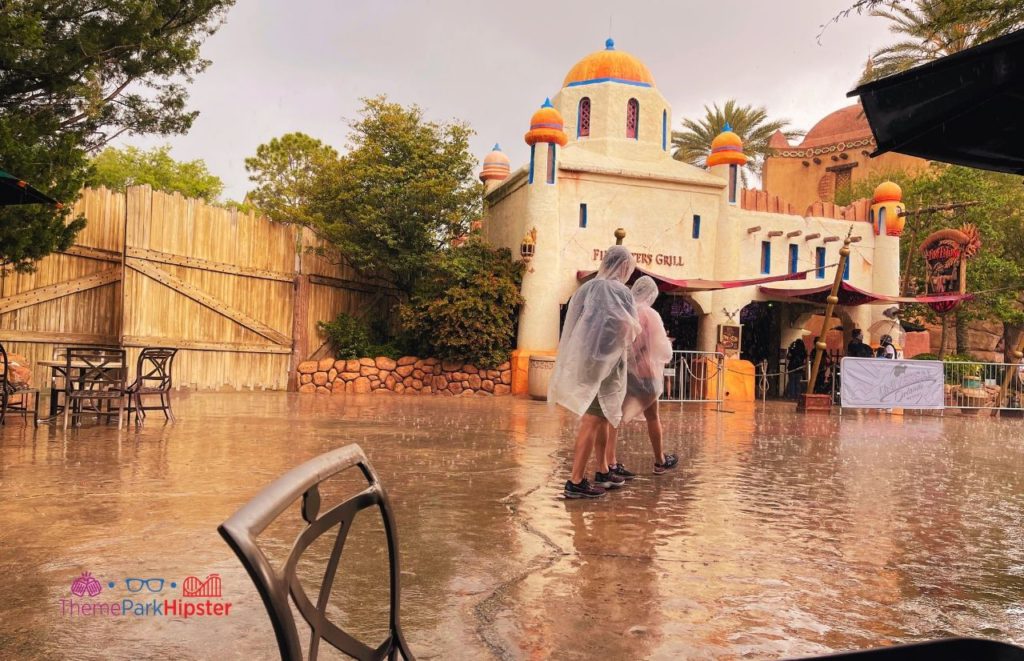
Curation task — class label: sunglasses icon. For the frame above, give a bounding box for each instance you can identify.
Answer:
[124,578,165,593]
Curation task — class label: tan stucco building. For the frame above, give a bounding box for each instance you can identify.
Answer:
[763,103,928,213]
[479,39,906,393]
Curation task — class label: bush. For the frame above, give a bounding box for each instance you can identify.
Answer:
[911,353,940,360]
[400,237,524,368]
[317,313,371,359]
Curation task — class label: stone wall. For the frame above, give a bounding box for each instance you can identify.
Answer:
[295,356,513,396]
[924,318,1007,362]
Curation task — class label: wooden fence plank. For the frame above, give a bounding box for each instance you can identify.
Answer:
[126,246,293,282]
[122,335,291,354]
[0,329,118,345]
[58,245,123,263]
[0,268,121,316]
[124,257,291,346]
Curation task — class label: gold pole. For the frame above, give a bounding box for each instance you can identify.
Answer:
[806,230,852,396]
[614,228,626,245]
[997,331,1024,411]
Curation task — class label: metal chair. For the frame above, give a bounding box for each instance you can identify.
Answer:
[0,343,39,427]
[63,347,127,430]
[125,347,178,423]
[219,444,414,661]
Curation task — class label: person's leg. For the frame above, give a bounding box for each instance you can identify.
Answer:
[605,423,618,470]
[644,402,664,465]
[570,413,605,484]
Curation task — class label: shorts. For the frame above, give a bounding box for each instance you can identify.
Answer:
[585,395,605,419]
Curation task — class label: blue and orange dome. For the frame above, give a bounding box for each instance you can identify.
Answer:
[706,123,748,167]
[524,99,568,146]
[480,144,511,182]
[563,38,655,88]
[873,181,902,203]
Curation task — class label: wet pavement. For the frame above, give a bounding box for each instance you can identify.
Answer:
[1,393,1022,660]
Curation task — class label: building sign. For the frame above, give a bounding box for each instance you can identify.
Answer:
[718,324,741,359]
[918,224,981,313]
[840,357,944,409]
[592,248,684,267]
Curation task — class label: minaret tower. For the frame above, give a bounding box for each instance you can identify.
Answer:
[870,181,905,299]
[479,143,510,194]
[517,99,568,353]
[706,122,747,206]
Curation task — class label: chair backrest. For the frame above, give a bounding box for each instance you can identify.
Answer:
[65,347,127,393]
[134,348,177,392]
[218,444,413,661]
[0,342,11,396]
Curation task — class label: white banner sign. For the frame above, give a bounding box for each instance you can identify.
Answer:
[840,357,945,409]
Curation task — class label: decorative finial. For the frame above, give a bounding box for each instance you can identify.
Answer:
[492,143,501,151]
[723,122,733,133]
[605,37,615,50]
[614,227,626,245]
[541,98,553,108]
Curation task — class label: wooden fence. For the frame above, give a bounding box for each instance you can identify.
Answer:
[0,186,399,391]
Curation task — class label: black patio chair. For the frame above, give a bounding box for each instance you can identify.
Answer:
[125,347,178,423]
[63,347,127,430]
[219,444,414,661]
[0,342,39,427]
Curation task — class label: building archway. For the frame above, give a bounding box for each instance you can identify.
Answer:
[740,301,783,395]
[655,295,702,351]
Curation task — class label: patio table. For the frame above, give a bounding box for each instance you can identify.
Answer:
[38,359,125,420]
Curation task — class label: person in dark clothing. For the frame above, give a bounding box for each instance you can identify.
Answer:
[876,334,896,359]
[847,328,873,358]
[810,336,833,394]
[785,338,807,399]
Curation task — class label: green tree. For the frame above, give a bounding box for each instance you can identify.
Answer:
[671,100,802,185]
[846,166,1024,356]
[400,237,524,368]
[309,96,482,294]
[244,132,338,225]
[0,0,234,271]
[89,145,224,201]
[859,0,1024,82]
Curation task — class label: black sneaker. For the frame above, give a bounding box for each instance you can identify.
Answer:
[594,470,626,489]
[564,479,607,499]
[611,463,637,480]
[654,454,679,475]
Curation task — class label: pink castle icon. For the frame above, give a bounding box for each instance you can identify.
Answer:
[70,571,102,597]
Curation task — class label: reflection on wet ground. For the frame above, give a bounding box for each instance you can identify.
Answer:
[1,393,1022,660]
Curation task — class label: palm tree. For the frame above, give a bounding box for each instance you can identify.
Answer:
[671,100,803,186]
[860,0,1024,83]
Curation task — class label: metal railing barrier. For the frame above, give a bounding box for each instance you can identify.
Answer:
[661,350,725,411]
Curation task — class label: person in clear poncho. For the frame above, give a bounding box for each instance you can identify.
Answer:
[549,245,639,499]
[603,276,678,477]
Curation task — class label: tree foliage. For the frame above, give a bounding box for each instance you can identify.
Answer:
[858,0,1024,82]
[844,165,1024,352]
[400,237,524,368]
[0,0,234,271]
[244,132,338,225]
[308,96,483,294]
[671,100,803,185]
[89,145,223,201]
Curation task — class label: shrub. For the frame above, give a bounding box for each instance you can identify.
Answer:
[911,353,940,360]
[400,237,524,368]
[317,313,371,359]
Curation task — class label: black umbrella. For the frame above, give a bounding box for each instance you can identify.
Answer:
[848,28,1024,174]
[0,169,60,206]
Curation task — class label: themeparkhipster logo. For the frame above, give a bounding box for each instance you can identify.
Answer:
[60,570,233,619]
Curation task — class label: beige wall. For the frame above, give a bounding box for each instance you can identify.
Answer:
[763,149,928,214]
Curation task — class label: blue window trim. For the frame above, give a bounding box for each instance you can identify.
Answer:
[816,247,826,279]
[728,165,738,204]
[761,241,771,274]
[843,255,850,280]
[662,110,667,151]
[692,214,701,239]
[579,203,587,228]
[546,144,556,184]
[789,244,799,274]
[878,207,887,235]
[528,145,535,184]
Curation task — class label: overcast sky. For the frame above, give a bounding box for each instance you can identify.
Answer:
[121,0,898,201]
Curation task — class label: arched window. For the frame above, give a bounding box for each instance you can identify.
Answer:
[578,97,591,138]
[661,109,667,150]
[626,98,639,139]
[878,207,887,234]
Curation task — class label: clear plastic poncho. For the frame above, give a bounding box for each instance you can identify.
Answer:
[548,246,639,427]
[621,276,674,422]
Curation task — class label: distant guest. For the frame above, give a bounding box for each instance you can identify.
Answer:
[876,334,896,359]
[847,329,874,358]
[785,338,807,399]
